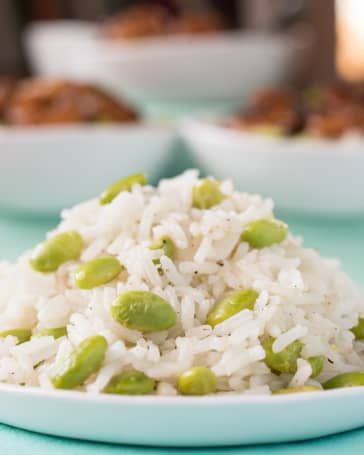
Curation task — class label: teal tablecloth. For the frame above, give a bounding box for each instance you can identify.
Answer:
[0,212,363,454]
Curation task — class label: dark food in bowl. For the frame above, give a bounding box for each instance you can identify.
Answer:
[101,4,225,41]
[227,83,364,139]
[167,11,225,35]
[3,79,138,126]
[0,77,16,122]
[101,5,170,40]
[228,89,305,136]
[306,106,364,138]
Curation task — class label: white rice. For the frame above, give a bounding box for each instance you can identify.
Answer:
[0,169,363,395]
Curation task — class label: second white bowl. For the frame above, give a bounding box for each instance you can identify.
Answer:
[0,125,176,214]
[181,120,364,216]
[24,21,309,116]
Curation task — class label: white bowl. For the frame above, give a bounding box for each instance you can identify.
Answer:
[24,21,99,82]
[0,384,364,446]
[94,31,306,103]
[24,21,308,114]
[181,120,364,216]
[0,125,176,214]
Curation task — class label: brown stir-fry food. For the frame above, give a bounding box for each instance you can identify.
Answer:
[101,5,171,40]
[167,11,225,35]
[228,89,305,136]
[2,79,138,126]
[227,83,364,139]
[0,77,16,122]
[101,4,225,40]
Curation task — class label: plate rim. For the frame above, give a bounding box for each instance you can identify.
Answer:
[0,382,363,406]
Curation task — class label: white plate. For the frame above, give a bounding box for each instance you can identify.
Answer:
[0,384,364,446]
[181,120,364,216]
[24,21,309,113]
[0,124,176,214]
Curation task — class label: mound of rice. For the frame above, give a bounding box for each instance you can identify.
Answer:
[0,170,363,395]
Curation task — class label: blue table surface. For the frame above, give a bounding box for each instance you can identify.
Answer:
[0,211,363,454]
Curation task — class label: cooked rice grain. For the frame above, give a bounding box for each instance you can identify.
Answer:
[0,170,362,394]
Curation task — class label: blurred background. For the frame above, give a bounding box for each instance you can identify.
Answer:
[0,0,336,84]
[1,0,361,121]
[0,0,363,200]
[1,0,364,287]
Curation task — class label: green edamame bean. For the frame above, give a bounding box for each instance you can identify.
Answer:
[192,178,225,209]
[207,289,258,327]
[303,86,323,109]
[75,256,122,289]
[263,337,303,374]
[99,173,147,205]
[273,385,321,395]
[124,340,137,348]
[351,318,364,339]
[323,371,364,390]
[103,370,155,395]
[51,335,107,389]
[251,125,283,136]
[0,329,31,344]
[29,231,84,273]
[149,236,176,265]
[36,327,67,339]
[177,366,217,395]
[308,355,324,378]
[241,219,288,248]
[111,291,177,332]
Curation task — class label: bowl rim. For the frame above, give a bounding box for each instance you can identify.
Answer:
[181,118,364,158]
[95,29,310,62]
[24,20,310,58]
[0,123,174,143]
[24,20,98,37]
